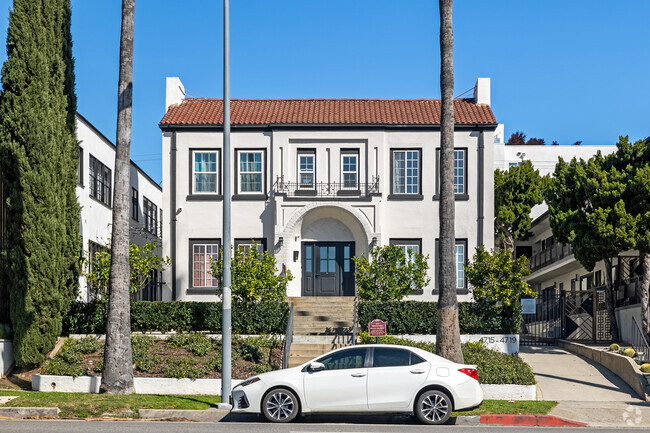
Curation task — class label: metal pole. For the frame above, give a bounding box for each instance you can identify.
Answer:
[221,0,232,406]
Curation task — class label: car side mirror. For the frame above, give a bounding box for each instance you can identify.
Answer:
[309,361,326,372]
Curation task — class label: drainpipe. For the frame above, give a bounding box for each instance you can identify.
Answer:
[477,131,484,246]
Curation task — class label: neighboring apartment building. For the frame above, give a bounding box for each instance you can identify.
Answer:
[495,141,643,342]
[160,77,498,302]
[76,113,163,301]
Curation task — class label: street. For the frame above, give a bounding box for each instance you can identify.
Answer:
[0,418,647,433]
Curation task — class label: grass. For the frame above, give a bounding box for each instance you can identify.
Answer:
[0,390,221,418]
[452,399,558,416]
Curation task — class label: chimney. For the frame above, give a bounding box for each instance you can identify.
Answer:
[166,77,185,110]
[473,77,490,106]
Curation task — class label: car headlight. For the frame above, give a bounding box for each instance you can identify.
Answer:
[239,377,261,387]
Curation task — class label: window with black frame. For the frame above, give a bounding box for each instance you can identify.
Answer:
[143,197,158,236]
[89,154,112,206]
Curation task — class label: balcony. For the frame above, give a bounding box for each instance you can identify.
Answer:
[530,243,573,272]
[274,176,380,199]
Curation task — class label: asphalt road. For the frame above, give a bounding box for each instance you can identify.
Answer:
[0,419,646,433]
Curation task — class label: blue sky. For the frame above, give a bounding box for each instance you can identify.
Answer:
[1,1,649,184]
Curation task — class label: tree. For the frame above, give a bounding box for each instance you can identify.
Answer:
[494,161,544,257]
[101,0,135,394]
[0,0,81,366]
[437,0,463,364]
[607,136,650,339]
[353,245,430,301]
[526,137,545,146]
[545,153,636,341]
[84,241,169,298]
[507,131,526,145]
[210,245,293,303]
[465,246,536,306]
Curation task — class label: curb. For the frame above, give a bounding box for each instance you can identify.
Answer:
[0,407,60,418]
[476,414,587,427]
[139,408,230,422]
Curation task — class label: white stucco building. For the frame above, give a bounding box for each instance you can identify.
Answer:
[160,77,498,302]
[76,113,163,301]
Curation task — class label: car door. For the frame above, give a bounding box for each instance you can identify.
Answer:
[303,347,369,412]
[367,347,431,410]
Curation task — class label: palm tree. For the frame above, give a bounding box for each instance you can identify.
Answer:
[100,0,136,394]
[436,0,463,364]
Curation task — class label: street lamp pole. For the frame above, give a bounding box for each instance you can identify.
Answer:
[221,0,232,406]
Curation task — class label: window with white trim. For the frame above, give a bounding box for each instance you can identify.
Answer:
[238,151,263,193]
[392,150,419,194]
[435,238,468,291]
[341,152,359,189]
[390,239,421,265]
[298,150,315,189]
[235,238,267,255]
[453,149,466,194]
[192,150,219,193]
[191,239,221,288]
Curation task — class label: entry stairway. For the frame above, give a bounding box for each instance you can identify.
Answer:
[286,297,355,368]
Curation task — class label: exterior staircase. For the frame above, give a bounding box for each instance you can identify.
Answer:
[286,297,355,368]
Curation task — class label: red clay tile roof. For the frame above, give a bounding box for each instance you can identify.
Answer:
[160,98,496,127]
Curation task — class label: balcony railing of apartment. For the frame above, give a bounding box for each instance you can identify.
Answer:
[530,243,573,272]
[274,176,380,198]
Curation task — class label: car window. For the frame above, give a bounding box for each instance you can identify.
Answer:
[373,348,411,367]
[410,353,426,365]
[317,348,366,370]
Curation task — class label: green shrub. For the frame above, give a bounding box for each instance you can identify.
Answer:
[251,363,273,374]
[235,339,265,362]
[359,334,534,385]
[163,357,206,380]
[136,354,162,373]
[41,357,87,378]
[206,353,222,372]
[609,343,620,351]
[624,348,636,357]
[74,336,102,354]
[166,333,214,357]
[357,300,520,335]
[94,358,103,373]
[63,300,288,335]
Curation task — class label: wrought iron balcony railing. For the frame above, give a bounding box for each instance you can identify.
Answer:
[274,176,380,198]
[530,243,574,272]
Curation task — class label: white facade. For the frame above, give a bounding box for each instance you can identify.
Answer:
[76,114,163,301]
[161,78,497,302]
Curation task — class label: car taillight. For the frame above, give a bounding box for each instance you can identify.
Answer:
[458,368,478,381]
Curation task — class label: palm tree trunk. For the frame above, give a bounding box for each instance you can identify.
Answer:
[436,0,463,364]
[100,0,135,394]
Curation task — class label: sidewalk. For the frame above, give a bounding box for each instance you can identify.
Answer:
[520,345,650,427]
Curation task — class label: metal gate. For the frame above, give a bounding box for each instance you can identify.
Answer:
[521,290,612,346]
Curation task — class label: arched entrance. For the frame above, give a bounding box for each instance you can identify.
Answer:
[278,203,377,297]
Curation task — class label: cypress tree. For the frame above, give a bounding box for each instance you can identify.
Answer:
[0,0,81,366]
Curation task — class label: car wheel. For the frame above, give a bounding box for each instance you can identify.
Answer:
[262,388,299,423]
[415,389,452,425]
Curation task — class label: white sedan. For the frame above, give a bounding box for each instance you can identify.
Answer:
[231,344,482,424]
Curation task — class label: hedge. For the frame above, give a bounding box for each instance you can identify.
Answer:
[63,300,289,335]
[357,300,521,335]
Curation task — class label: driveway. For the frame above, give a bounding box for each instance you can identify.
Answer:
[520,345,650,427]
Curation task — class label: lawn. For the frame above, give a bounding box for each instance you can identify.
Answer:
[0,390,221,418]
[0,390,556,419]
[453,399,557,416]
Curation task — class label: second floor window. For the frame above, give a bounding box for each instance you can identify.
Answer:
[77,146,84,186]
[392,150,420,194]
[341,152,358,189]
[89,154,111,206]
[144,197,158,236]
[298,151,315,189]
[238,151,263,193]
[193,151,218,193]
[131,188,139,221]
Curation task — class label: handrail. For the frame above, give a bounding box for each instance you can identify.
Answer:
[631,316,649,363]
[282,302,294,369]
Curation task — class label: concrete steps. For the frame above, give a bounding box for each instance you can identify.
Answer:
[286,297,356,367]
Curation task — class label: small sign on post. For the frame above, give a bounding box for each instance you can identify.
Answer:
[521,298,536,314]
[369,319,387,344]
